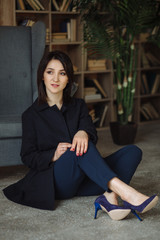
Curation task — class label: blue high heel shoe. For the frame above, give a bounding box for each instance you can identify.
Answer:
[94,195,131,221]
[123,195,159,221]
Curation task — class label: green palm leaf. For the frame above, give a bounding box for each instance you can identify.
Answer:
[74,0,160,124]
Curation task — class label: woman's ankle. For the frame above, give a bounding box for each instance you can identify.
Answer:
[103,191,119,205]
[122,189,149,205]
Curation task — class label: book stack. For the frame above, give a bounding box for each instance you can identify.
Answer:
[46,28,50,43]
[52,32,68,42]
[52,0,76,12]
[16,0,45,11]
[140,102,160,121]
[88,59,107,71]
[85,78,108,101]
[84,87,102,101]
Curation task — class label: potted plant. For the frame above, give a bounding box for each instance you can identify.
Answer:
[74,0,160,145]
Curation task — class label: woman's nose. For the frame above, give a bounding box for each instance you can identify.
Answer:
[53,73,59,82]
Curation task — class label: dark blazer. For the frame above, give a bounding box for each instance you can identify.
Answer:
[3,98,97,210]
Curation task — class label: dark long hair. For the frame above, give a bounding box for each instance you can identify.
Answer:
[37,50,74,104]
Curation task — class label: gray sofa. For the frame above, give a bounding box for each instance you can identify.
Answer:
[0,21,46,166]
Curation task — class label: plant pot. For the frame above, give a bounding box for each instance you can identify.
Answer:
[109,122,138,145]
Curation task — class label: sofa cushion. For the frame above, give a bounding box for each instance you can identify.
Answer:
[0,116,22,138]
[0,26,32,116]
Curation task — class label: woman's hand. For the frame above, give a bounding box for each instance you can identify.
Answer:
[52,142,72,162]
[70,130,89,156]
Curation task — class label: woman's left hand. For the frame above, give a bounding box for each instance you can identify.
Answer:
[70,130,89,156]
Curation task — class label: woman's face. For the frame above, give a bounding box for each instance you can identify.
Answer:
[43,59,68,98]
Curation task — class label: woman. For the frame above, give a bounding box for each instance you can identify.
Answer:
[3,51,158,221]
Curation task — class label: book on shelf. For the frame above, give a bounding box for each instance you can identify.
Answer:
[17,0,26,10]
[46,28,50,43]
[19,19,35,26]
[88,105,108,127]
[140,108,150,120]
[32,0,41,10]
[21,0,32,10]
[140,102,160,120]
[83,48,88,71]
[89,108,95,119]
[94,104,109,127]
[52,32,68,41]
[99,104,108,127]
[89,107,99,124]
[140,73,160,95]
[70,18,76,41]
[24,0,45,11]
[85,78,108,98]
[60,0,68,11]
[84,86,104,102]
[151,74,160,94]
[87,59,107,71]
[90,111,100,125]
[34,0,45,10]
[92,79,108,98]
[52,0,60,11]
[84,87,97,96]
[84,94,102,101]
[141,74,150,94]
[52,0,75,12]
[25,0,37,10]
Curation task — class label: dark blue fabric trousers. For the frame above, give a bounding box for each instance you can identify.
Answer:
[53,141,142,199]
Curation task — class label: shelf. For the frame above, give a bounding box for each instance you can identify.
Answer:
[51,41,82,45]
[15,10,49,14]
[83,70,112,74]
[140,93,160,98]
[85,98,111,104]
[140,67,160,71]
[74,71,82,75]
[51,11,79,15]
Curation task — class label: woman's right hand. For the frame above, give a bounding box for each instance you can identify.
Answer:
[52,142,72,162]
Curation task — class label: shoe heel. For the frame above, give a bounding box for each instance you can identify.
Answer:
[131,209,143,222]
[94,202,102,219]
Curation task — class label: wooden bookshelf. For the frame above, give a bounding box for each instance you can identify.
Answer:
[0,0,160,129]
[138,41,160,124]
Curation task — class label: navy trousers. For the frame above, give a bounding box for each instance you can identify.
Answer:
[53,141,142,199]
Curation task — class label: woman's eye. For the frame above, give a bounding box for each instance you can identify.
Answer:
[60,72,66,76]
[47,71,53,74]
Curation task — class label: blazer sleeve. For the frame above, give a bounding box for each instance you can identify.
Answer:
[20,110,56,171]
[78,99,98,144]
